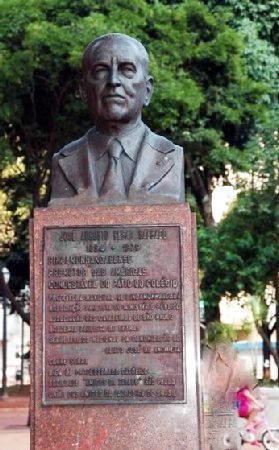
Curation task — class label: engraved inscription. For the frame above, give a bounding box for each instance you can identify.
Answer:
[43,225,184,404]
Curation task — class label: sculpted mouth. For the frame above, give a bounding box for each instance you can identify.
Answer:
[103,94,125,100]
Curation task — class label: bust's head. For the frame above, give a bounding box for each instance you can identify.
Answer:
[81,33,153,131]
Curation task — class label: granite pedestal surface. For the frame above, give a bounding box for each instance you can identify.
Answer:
[30,203,203,449]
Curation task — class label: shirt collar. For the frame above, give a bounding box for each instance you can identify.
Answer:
[89,122,146,162]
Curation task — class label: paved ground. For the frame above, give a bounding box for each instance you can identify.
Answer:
[0,396,30,450]
[242,445,264,449]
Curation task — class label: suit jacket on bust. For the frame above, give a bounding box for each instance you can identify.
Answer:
[49,125,185,206]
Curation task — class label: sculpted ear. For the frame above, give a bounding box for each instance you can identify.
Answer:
[79,79,87,103]
[144,76,154,106]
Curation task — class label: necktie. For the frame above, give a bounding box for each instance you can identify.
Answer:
[99,139,126,200]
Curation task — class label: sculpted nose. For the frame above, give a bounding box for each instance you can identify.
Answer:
[107,68,121,87]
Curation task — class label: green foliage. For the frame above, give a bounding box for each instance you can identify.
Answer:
[0,0,266,251]
[238,19,279,98]
[0,0,274,305]
[206,321,237,344]
[200,189,278,304]
[205,0,279,106]
[249,295,268,325]
[212,0,279,48]
[239,320,252,337]
[199,117,279,312]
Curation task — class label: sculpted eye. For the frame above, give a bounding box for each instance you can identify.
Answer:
[120,63,136,77]
[95,66,107,72]
[91,65,108,79]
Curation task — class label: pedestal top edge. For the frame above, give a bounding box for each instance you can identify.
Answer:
[34,202,191,218]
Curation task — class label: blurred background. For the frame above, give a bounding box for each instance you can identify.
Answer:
[0,0,278,447]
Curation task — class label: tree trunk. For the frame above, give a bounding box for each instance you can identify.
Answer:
[0,272,30,326]
[256,322,279,371]
[205,302,220,324]
[184,151,215,227]
[262,323,271,380]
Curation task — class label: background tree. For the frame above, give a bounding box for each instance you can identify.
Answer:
[204,0,278,111]
[0,1,267,291]
[199,0,278,325]
[199,119,279,372]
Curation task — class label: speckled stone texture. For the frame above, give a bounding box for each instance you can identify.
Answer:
[203,345,241,450]
[30,204,204,450]
[204,413,240,450]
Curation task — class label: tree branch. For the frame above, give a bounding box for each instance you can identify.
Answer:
[184,151,214,226]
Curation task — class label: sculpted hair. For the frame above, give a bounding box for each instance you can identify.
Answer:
[82,33,149,73]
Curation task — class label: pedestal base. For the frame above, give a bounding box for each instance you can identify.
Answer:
[30,204,203,449]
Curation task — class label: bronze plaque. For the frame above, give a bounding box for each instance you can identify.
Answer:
[43,225,185,405]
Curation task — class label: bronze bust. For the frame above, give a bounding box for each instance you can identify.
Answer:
[49,33,185,206]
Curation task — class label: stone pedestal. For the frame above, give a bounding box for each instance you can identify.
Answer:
[30,203,204,449]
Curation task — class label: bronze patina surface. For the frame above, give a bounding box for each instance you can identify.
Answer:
[49,33,184,206]
[43,224,185,404]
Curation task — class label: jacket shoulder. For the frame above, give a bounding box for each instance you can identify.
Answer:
[56,132,89,157]
[145,129,182,154]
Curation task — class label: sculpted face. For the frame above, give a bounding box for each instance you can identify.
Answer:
[82,36,153,126]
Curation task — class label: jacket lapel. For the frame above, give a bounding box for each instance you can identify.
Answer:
[129,128,175,196]
[57,127,176,202]
[58,131,98,199]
